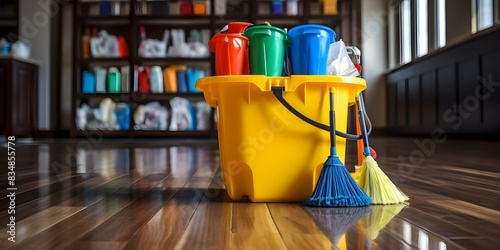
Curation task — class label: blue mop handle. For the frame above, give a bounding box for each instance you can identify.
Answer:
[358,94,371,157]
[329,88,337,156]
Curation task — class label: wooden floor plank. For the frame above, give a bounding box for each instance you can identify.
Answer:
[378,215,464,250]
[231,233,286,250]
[122,195,202,250]
[8,196,133,250]
[430,200,500,225]
[438,165,500,179]
[268,204,334,249]
[231,203,286,250]
[232,203,280,234]
[395,207,486,239]
[397,184,500,241]
[122,173,216,249]
[0,172,78,198]
[74,174,170,242]
[8,174,169,250]
[0,173,144,227]
[173,170,232,250]
[70,241,127,250]
[0,175,97,213]
[0,206,85,247]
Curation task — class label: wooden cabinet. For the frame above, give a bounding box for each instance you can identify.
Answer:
[71,0,352,138]
[0,57,38,137]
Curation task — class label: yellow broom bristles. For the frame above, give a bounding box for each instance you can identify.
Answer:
[359,156,409,205]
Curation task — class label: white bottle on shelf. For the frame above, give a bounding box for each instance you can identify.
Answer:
[121,65,130,93]
[94,67,107,93]
[150,66,164,93]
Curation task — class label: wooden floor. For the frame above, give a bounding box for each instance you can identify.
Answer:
[0,136,499,249]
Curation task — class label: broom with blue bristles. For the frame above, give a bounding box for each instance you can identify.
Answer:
[305,88,372,207]
[357,94,409,204]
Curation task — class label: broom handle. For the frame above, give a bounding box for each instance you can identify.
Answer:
[330,88,337,156]
[358,94,371,156]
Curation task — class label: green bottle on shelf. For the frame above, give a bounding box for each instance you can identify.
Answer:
[107,67,121,93]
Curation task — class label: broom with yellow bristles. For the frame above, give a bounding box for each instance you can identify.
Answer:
[357,94,409,204]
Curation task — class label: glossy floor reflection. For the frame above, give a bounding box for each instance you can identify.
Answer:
[0,137,499,249]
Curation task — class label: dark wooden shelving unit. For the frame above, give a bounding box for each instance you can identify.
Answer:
[136,57,211,63]
[70,0,355,138]
[71,0,216,138]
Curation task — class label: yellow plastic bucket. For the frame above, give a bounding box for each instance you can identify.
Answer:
[196,75,366,202]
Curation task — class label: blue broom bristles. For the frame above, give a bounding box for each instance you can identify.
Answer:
[305,155,372,207]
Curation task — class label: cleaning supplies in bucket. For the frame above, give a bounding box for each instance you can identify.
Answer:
[288,24,335,75]
[243,22,288,76]
[327,40,360,77]
[209,22,253,75]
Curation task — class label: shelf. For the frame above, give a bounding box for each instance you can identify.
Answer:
[308,14,341,21]
[74,129,212,138]
[136,57,211,64]
[74,130,132,138]
[132,130,211,138]
[78,58,130,64]
[79,16,130,25]
[77,93,129,98]
[77,92,203,100]
[255,15,304,20]
[133,93,204,100]
[135,15,210,22]
[214,14,251,23]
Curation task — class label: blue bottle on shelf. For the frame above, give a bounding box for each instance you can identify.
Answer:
[82,70,96,93]
[176,70,188,93]
[186,68,202,93]
[272,1,284,15]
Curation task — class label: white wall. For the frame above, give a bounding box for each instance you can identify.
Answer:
[19,0,56,130]
[360,0,390,128]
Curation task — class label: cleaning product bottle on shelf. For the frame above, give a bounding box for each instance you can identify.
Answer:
[176,68,188,93]
[95,67,107,93]
[150,66,164,93]
[272,1,284,15]
[138,66,150,93]
[107,67,121,93]
[117,35,128,58]
[82,70,96,93]
[82,27,91,58]
[121,65,130,93]
[163,65,187,93]
[186,68,202,93]
[286,0,298,15]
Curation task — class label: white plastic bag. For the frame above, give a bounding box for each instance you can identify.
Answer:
[327,39,360,77]
[169,97,192,131]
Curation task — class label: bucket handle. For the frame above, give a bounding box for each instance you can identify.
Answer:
[271,86,371,140]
